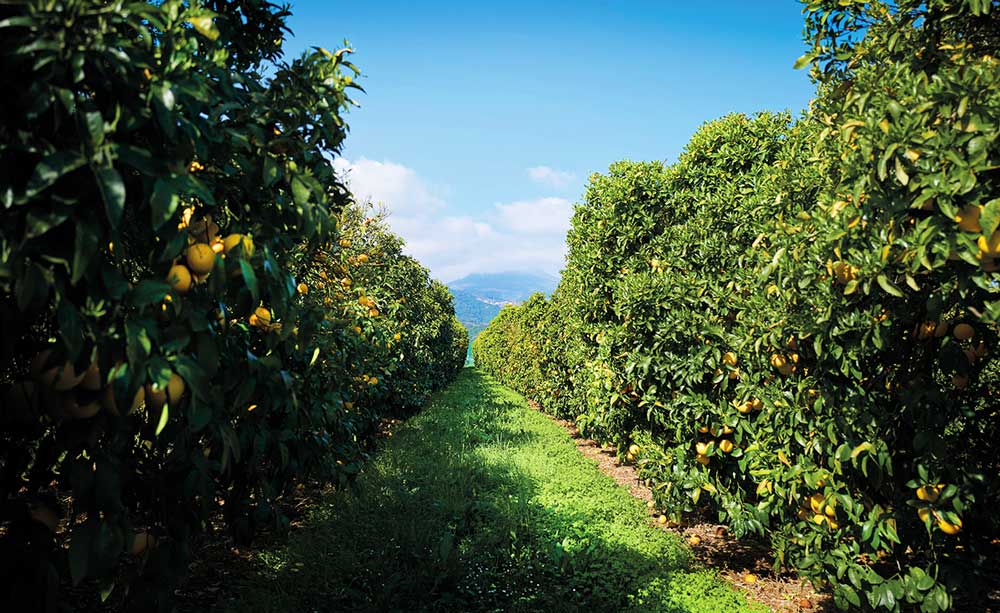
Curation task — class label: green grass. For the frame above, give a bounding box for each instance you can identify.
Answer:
[224,369,761,612]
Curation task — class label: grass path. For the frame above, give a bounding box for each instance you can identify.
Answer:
[224,370,761,612]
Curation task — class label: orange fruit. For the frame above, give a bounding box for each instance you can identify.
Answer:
[953,323,975,340]
[955,205,983,233]
[145,384,167,411]
[937,516,962,535]
[80,362,102,391]
[250,306,272,328]
[978,231,1000,257]
[722,351,737,366]
[186,243,216,275]
[223,233,253,256]
[166,373,185,404]
[719,439,734,453]
[166,264,193,294]
[916,484,942,503]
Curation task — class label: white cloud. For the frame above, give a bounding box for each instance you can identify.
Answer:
[526,165,577,190]
[333,157,575,282]
[333,157,445,213]
[495,197,573,235]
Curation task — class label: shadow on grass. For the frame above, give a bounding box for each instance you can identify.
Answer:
[218,370,755,613]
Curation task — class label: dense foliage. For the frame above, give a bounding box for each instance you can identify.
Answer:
[475,1,1000,610]
[0,1,463,610]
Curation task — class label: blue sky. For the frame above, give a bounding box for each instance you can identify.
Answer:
[282,1,816,282]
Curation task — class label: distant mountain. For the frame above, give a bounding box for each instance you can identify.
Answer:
[447,272,560,364]
[449,272,559,304]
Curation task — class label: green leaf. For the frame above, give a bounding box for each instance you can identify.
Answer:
[967,136,987,156]
[72,218,101,284]
[57,301,84,361]
[876,274,904,297]
[980,198,1000,237]
[130,280,170,308]
[187,15,220,40]
[793,52,817,70]
[240,259,258,302]
[155,402,169,436]
[26,151,86,197]
[94,166,125,229]
[291,176,311,206]
[150,178,179,229]
[894,157,909,186]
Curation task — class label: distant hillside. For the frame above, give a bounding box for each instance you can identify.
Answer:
[449,272,559,304]
[448,272,559,364]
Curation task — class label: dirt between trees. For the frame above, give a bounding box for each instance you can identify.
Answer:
[526,400,833,613]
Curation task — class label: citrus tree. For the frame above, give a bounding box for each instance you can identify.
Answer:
[475,2,1000,609]
[0,1,462,610]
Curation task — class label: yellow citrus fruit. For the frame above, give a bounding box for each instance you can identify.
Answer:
[223,233,254,257]
[688,535,701,545]
[737,400,752,414]
[697,425,710,434]
[937,516,962,535]
[695,454,710,466]
[722,351,737,366]
[744,574,757,584]
[719,439,734,453]
[657,515,667,524]
[770,354,786,369]
[186,243,216,276]
[978,231,1000,256]
[953,323,975,340]
[955,205,982,232]
[129,386,146,413]
[628,444,640,456]
[131,531,156,556]
[39,360,85,392]
[297,282,308,295]
[80,362,102,391]
[916,484,942,503]
[250,306,272,328]
[368,377,378,385]
[695,441,710,455]
[751,398,763,411]
[833,261,858,284]
[358,253,369,264]
[166,373,185,404]
[145,384,167,411]
[917,507,932,523]
[809,493,825,514]
[166,264,193,294]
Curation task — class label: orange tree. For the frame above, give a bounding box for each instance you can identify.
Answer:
[474,2,1000,610]
[0,1,457,610]
[292,202,466,437]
